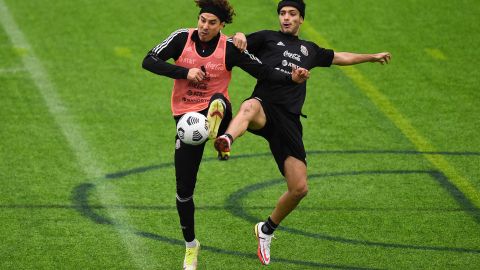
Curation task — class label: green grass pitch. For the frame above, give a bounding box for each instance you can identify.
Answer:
[1,0,479,269]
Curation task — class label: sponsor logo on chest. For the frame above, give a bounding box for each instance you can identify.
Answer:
[205,62,224,71]
[179,57,196,65]
[283,50,301,62]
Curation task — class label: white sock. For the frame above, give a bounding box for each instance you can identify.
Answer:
[186,239,197,248]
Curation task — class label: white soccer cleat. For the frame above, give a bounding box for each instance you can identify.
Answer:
[183,239,200,270]
[207,99,226,140]
[254,222,274,265]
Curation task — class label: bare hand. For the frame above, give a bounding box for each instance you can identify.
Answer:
[291,67,310,84]
[372,52,392,65]
[232,32,247,52]
[187,68,205,82]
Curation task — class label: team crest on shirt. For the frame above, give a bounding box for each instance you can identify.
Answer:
[300,45,309,56]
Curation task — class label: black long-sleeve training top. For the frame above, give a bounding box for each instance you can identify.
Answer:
[142,28,294,84]
[246,30,335,115]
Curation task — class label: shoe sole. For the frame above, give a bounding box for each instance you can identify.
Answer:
[207,100,224,139]
[254,224,267,265]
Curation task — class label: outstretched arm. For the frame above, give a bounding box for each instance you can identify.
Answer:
[332,52,391,66]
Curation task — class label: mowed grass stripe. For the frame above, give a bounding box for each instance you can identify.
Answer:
[0,66,26,74]
[301,20,480,208]
[0,1,155,268]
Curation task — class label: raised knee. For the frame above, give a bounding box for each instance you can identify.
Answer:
[239,99,260,115]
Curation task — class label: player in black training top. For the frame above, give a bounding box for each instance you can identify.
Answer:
[214,0,391,265]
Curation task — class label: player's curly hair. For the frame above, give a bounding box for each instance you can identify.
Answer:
[194,0,235,24]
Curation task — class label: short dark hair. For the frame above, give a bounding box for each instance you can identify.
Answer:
[277,0,306,18]
[195,0,235,24]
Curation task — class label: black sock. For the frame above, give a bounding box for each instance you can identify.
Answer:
[261,216,278,235]
[225,133,234,144]
[176,198,195,242]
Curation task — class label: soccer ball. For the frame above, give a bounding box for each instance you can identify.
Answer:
[176,112,209,145]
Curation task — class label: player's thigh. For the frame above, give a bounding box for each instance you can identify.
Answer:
[239,99,266,130]
[283,156,308,193]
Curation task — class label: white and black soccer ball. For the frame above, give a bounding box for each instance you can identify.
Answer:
[176,112,209,145]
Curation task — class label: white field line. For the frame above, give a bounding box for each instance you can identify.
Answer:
[0,66,27,74]
[0,1,154,268]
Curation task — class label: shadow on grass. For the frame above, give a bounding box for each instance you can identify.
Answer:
[64,150,480,268]
[225,170,480,254]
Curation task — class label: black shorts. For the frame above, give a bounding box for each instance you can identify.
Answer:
[247,97,306,175]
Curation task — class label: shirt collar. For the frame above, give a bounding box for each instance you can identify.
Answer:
[278,30,299,40]
[191,30,221,46]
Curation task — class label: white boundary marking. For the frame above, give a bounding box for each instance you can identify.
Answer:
[0,1,154,268]
[0,66,27,74]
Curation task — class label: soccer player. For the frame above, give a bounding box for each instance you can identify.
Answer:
[214,0,391,265]
[142,0,309,269]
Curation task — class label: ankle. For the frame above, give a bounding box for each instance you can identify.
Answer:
[224,133,234,144]
[261,217,278,235]
[186,239,198,248]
